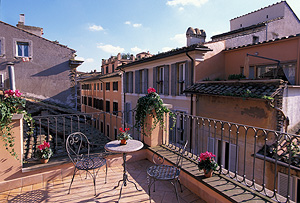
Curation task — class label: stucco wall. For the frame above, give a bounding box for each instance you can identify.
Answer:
[282,85,300,133]
[0,22,77,108]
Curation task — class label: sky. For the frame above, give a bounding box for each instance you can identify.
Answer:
[1,0,300,72]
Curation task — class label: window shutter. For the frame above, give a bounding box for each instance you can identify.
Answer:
[153,67,157,90]
[171,63,177,96]
[125,102,132,124]
[123,72,127,93]
[0,74,3,88]
[229,144,238,172]
[144,69,148,94]
[278,172,295,201]
[185,60,192,88]
[164,65,169,95]
[129,72,133,93]
[135,70,140,94]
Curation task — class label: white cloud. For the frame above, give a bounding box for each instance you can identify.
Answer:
[179,7,184,11]
[125,21,142,28]
[88,24,104,31]
[161,47,172,52]
[97,44,125,54]
[133,23,142,28]
[86,58,94,63]
[212,31,222,36]
[166,0,208,7]
[170,33,186,46]
[131,46,142,53]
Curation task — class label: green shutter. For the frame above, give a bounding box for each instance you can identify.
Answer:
[164,65,169,95]
[153,67,157,90]
[171,63,177,96]
[135,70,140,93]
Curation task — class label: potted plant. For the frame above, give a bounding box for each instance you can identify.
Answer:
[198,151,219,177]
[117,127,132,145]
[36,141,53,163]
[135,87,175,137]
[0,89,34,159]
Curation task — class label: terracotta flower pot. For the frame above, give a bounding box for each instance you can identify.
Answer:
[40,158,49,164]
[203,169,213,178]
[120,139,127,145]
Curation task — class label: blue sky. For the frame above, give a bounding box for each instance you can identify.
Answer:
[1,0,300,72]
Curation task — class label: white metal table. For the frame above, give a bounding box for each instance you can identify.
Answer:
[105,140,144,202]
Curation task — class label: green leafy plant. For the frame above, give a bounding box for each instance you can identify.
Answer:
[135,87,175,137]
[0,89,34,159]
[117,127,132,140]
[198,151,219,174]
[36,141,53,159]
[228,73,246,80]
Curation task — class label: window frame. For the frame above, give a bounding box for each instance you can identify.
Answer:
[106,82,110,91]
[157,66,164,94]
[0,37,5,57]
[178,63,185,95]
[13,38,33,58]
[113,81,118,91]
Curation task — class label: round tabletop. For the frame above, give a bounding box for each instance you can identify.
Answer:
[105,140,144,153]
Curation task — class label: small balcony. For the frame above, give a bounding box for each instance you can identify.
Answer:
[0,111,298,202]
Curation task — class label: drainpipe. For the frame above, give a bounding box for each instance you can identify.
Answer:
[185,51,194,115]
[119,68,126,128]
[7,62,16,91]
[185,51,194,148]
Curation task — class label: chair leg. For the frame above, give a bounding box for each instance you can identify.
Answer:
[178,179,183,192]
[92,169,97,196]
[68,168,77,194]
[147,176,152,203]
[173,180,180,203]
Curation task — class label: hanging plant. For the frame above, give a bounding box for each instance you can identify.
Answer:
[135,87,175,137]
[0,89,34,159]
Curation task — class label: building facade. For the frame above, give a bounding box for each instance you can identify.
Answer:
[0,15,82,109]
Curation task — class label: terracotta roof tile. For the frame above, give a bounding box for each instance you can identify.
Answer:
[184,79,286,99]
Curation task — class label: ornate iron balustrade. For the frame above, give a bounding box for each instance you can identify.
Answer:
[166,112,300,203]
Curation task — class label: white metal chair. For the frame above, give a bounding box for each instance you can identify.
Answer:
[66,132,107,196]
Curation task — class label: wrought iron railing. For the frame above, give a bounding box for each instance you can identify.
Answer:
[166,112,300,203]
[23,110,299,202]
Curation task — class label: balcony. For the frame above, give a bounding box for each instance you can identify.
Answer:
[0,111,298,202]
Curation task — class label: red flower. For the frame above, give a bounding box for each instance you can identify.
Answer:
[14,89,22,97]
[119,127,124,132]
[198,151,216,162]
[43,141,50,148]
[125,128,130,131]
[147,87,156,94]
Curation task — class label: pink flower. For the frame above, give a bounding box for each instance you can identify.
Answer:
[38,144,45,151]
[147,87,156,94]
[43,141,50,148]
[198,151,216,162]
[14,89,22,97]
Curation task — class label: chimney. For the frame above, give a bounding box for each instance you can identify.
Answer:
[186,27,206,46]
[16,14,44,37]
[19,14,25,25]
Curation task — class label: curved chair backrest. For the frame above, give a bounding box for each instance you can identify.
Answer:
[175,140,188,169]
[66,132,91,166]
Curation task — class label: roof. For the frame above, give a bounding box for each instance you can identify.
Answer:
[79,71,121,83]
[117,44,211,69]
[0,20,75,52]
[230,1,286,21]
[211,17,283,40]
[184,79,286,99]
[225,33,300,51]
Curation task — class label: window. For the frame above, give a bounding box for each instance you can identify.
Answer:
[112,64,115,72]
[83,96,87,105]
[252,36,259,44]
[106,66,108,74]
[208,138,238,172]
[282,63,296,85]
[0,37,5,56]
[113,81,118,91]
[106,100,110,112]
[88,97,92,107]
[257,64,277,79]
[178,63,185,95]
[135,69,148,94]
[107,124,110,138]
[124,72,133,93]
[99,99,103,110]
[17,42,29,57]
[176,112,185,141]
[0,74,3,88]
[100,121,104,133]
[114,128,118,140]
[93,83,96,90]
[125,102,132,124]
[113,102,118,115]
[93,98,97,108]
[97,83,99,90]
[157,66,164,94]
[106,82,110,91]
[101,83,103,90]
